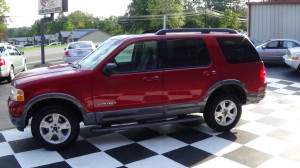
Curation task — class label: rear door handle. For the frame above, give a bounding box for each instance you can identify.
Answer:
[143,76,159,82]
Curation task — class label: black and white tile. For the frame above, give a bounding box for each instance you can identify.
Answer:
[1,77,300,168]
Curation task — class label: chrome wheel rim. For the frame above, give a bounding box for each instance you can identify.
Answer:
[214,100,237,126]
[39,113,71,144]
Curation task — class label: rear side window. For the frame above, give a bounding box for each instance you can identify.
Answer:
[68,42,92,49]
[165,38,210,69]
[217,37,261,64]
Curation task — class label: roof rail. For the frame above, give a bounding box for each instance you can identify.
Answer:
[155,28,238,35]
[141,30,159,34]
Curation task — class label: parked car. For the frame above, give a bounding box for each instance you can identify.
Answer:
[283,47,300,74]
[8,28,266,150]
[48,42,62,46]
[64,41,96,63]
[256,39,300,63]
[0,43,27,82]
[248,37,262,47]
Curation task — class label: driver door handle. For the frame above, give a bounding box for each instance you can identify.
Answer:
[143,76,159,82]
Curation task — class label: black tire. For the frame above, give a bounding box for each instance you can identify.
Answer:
[296,65,300,75]
[7,66,14,83]
[31,105,80,150]
[204,94,241,132]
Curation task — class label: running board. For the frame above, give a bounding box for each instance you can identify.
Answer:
[90,115,202,132]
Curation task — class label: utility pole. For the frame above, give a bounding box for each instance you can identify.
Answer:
[205,0,207,27]
[163,15,167,29]
[40,13,54,64]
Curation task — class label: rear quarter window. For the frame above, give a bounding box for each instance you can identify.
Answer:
[68,42,92,49]
[217,37,261,64]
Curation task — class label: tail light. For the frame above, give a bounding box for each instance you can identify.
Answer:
[260,66,266,83]
[65,51,70,57]
[0,58,5,66]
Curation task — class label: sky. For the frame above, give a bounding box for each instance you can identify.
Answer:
[7,0,132,28]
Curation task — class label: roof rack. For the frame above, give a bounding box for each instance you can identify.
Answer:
[141,30,158,34]
[155,28,238,35]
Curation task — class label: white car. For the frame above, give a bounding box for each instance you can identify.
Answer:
[48,42,62,46]
[0,44,27,82]
[283,47,300,74]
[63,41,96,63]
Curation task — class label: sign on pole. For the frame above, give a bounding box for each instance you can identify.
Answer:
[38,0,68,15]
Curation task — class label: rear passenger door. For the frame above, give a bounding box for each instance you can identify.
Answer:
[162,37,219,113]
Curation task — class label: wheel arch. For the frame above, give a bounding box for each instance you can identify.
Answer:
[203,80,248,109]
[24,93,96,127]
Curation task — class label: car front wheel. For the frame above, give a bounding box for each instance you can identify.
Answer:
[31,105,79,150]
[204,94,241,132]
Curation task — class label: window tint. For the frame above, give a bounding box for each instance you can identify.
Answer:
[266,41,279,48]
[283,41,300,48]
[8,47,20,56]
[165,38,210,68]
[111,41,159,73]
[68,42,92,49]
[217,37,261,64]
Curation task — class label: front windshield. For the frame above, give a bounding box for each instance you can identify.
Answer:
[78,38,122,70]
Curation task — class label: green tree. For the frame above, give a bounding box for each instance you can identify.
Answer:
[8,27,31,37]
[183,0,205,28]
[220,9,241,30]
[124,0,151,33]
[0,0,9,41]
[27,20,41,36]
[96,16,125,36]
[147,0,186,29]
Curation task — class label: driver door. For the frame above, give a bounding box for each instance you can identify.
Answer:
[92,40,164,120]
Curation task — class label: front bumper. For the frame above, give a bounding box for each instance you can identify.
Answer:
[9,116,26,131]
[8,97,27,131]
[283,55,299,70]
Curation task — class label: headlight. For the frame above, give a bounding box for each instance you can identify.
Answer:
[10,86,24,102]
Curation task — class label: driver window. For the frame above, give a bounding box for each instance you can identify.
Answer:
[111,40,159,73]
[266,41,279,48]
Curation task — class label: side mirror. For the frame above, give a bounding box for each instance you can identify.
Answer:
[102,63,117,76]
[95,45,98,48]
[20,51,24,55]
[262,45,266,49]
[64,48,66,51]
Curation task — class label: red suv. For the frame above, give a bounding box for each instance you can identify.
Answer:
[8,29,266,150]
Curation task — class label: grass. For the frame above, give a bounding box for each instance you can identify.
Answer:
[20,44,67,52]
[19,41,103,52]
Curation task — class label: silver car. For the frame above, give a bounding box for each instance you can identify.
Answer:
[0,44,27,82]
[63,41,96,63]
[256,39,300,63]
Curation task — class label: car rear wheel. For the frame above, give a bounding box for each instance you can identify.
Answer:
[7,66,14,83]
[204,94,241,132]
[31,105,80,150]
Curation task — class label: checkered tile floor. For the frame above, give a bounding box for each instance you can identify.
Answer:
[1,77,300,168]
